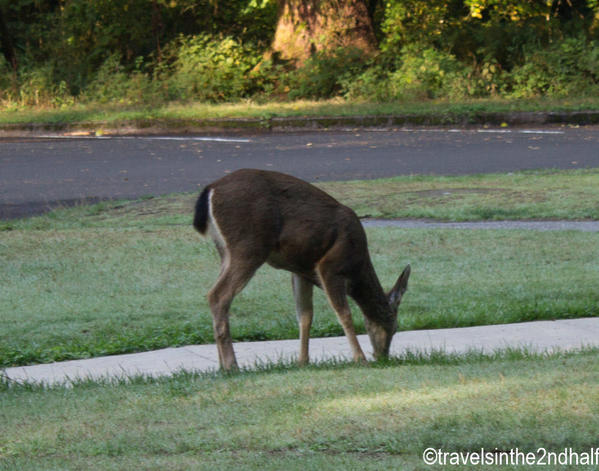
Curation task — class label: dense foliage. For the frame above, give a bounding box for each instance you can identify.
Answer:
[1,0,599,106]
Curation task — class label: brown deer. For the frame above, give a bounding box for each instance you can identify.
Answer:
[194,169,410,370]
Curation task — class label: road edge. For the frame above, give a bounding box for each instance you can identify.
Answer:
[2,110,599,137]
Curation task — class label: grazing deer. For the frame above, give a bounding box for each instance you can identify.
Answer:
[194,169,410,370]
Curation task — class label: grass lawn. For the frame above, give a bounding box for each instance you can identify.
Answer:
[2,350,599,469]
[1,218,598,367]
[2,97,599,129]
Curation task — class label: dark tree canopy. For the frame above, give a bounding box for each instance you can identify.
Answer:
[1,0,599,103]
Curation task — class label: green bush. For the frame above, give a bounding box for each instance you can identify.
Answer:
[467,60,506,96]
[283,48,368,99]
[4,64,75,108]
[341,65,393,101]
[389,45,469,99]
[82,55,154,104]
[508,37,599,97]
[343,46,472,101]
[165,34,263,102]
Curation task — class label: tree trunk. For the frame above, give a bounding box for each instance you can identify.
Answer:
[271,0,377,63]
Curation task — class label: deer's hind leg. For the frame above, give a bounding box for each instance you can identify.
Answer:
[208,252,264,371]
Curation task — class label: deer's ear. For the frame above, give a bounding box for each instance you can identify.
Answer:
[388,264,411,312]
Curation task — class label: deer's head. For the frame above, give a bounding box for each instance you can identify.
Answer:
[364,264,411,359]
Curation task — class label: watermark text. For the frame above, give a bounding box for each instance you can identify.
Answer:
[423,448,599,466]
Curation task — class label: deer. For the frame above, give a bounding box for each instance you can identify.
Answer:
[193,168,411,371]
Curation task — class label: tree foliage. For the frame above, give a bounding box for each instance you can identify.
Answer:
[1,0,599,105]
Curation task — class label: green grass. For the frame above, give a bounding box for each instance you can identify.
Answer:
[2,350,599,470]
[324,169,599,221]
[2,96,599,128]
[1,220,598,367]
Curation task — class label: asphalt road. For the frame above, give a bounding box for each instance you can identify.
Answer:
[2,126,599,219]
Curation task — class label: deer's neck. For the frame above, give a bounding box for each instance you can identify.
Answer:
[348,259,392,323]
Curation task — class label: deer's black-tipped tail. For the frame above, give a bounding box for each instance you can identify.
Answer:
[193,187,211,234]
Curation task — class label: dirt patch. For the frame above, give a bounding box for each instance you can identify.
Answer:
[105,195,196,219]
[408,188,505,197]
[0,197,107,220]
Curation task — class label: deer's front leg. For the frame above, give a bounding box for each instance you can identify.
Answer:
[292,274,314,366]
[317,268,367,364]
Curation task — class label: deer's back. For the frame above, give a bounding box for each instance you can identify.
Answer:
[205,169,368,274]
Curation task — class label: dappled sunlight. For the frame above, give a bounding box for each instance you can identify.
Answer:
[319,377,511,415]
[171,359,599,453]
[318,373,599,425]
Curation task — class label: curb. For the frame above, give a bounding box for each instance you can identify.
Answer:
[2,111,599,137]
[268,110,599,128]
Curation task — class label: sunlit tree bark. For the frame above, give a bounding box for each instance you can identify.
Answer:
[271,0,377,63]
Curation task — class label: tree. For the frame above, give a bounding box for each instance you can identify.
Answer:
[271,0,377,63]
[0,5,17,75]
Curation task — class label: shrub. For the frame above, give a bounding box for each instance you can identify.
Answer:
[282,47,368,99]
[83,54,154,104]
[468,60,506,96]
[342,47,505,101]
[6,64,75,108]
[388,45,469,99]
[508,37,599,97]
[341,65,393,101]
[165,34,263,102]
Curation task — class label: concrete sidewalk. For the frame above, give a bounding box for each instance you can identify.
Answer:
[3,317,599,386]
